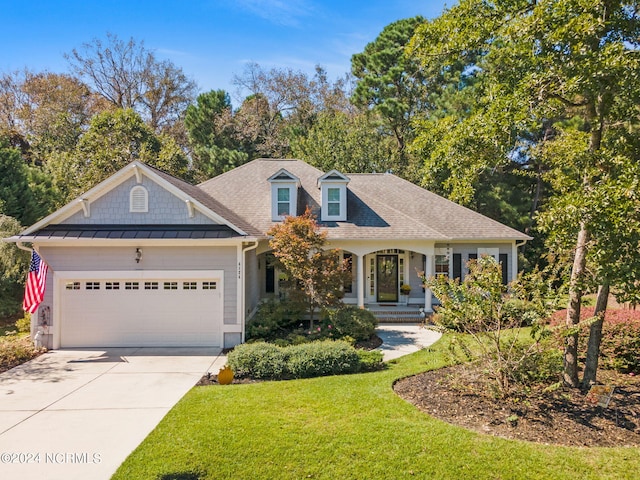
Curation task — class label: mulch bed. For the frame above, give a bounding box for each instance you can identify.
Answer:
[394,363,640,447]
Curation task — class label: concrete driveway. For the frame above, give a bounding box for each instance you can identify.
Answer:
[0,347,226,480]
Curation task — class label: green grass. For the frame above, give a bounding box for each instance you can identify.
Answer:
[113,336,639,480]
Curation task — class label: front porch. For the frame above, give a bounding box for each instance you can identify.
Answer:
[255,246,437,312]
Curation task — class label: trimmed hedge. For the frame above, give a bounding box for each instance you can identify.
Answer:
[227,342,287,379]
[286,341,360,378]
[227,340,377,380]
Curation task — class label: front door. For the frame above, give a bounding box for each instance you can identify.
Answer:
[376,254,398,302]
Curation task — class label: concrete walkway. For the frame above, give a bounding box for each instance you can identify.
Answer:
[376,323,443,361]
[0,347,226,480]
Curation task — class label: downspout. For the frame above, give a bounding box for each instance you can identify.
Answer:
[16,242,33,253]
[512,240,528,282]
[240,240,259,344]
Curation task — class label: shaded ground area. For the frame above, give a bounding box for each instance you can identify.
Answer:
[395,363,640,447]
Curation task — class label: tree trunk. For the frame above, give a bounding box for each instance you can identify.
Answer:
[582,282,609,389]
[563,223,590,387]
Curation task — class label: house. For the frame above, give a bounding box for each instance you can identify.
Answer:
[6,159,531,349]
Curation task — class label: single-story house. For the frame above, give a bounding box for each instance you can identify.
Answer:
[6,158,531,349]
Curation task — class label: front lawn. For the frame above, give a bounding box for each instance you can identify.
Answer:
[113,336,639,480]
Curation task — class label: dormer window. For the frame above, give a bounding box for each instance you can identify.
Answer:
[130,185,148,213]
[327,188,341,216]
[268,168,300,221]
[277,187,291,216]
[318,170,349,222]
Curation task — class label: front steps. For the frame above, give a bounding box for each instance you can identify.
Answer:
[368,306,431,324]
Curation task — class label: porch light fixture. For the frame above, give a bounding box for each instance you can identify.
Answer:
[135,248,142,263]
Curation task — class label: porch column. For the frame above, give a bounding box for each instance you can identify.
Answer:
[356,253,365,308]
[424,254,434,312]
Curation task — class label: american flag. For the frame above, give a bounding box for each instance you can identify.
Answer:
[23,250,48,314]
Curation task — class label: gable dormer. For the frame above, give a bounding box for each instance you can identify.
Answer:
[318,170,349,222]
[268,169,300,221]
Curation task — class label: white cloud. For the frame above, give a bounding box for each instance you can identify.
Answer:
[233,0,316,27]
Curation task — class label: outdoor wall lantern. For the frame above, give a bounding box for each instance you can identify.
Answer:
[135,248,142,263]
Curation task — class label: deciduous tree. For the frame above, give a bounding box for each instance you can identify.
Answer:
[66,33,197,133]
[267,209,350,328]
[410,0,640,387]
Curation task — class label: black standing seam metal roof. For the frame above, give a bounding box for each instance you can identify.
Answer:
[27,224,243,240]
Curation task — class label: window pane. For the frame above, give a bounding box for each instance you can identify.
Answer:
[277,202,290,215]
[435,254,449,276]
[277,188,290,201]
[328,202,340,216]
[328,188,340,202]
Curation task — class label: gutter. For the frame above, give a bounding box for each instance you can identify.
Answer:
[16,242,33,253]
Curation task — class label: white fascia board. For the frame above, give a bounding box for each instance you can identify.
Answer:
[9,237,258,248]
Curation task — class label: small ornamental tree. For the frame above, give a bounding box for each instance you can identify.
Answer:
[267,208,350,329]
[421,256,560,398]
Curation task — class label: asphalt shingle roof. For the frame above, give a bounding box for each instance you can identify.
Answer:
[198,159,530,241]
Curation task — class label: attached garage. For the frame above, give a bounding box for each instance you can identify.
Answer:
[55,270,224,348]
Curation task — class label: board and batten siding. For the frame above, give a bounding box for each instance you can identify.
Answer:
[39,245,238,325]
[63,176,215,225]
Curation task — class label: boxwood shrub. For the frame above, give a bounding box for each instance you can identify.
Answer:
[356,349,384,372]
[227,342,287,379]
[322,306,378,342]
[286,340,360,378]
[227,340,376,380]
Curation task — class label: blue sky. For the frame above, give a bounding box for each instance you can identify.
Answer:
[1,0,449,105]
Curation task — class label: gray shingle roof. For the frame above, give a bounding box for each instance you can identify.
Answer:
[146,164,262,236]
[198,159,530,241]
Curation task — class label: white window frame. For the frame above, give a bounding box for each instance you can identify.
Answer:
[277,187,291,217]
[320,183,347,221]
[434,248,451,278]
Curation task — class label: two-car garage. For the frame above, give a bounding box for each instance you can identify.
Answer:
[55,270,224,348]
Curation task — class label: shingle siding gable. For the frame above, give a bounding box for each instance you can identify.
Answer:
[63,176,216,225]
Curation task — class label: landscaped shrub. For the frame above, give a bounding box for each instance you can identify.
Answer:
[356,349,384,372]
[548,307,640,374]
[286,340,360,378]
[246,299,304,341]
[15,313,31,333]
[322,306,378,342]
[0,335,45,373]
[227,342,287,379]
[501,298,546,327]
[227,340,373,380]
[510,342,563,385]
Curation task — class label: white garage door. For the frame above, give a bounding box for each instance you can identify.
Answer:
[59,271,223,347]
